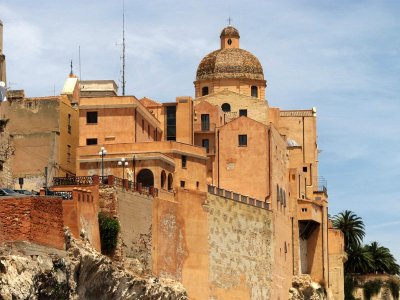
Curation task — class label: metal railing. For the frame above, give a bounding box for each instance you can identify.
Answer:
[52,175,158,198]
[194,123,216,132]
[208,185,270,210]
[313,176,327,194]
[53,176,93,186]
[51,191,73,200]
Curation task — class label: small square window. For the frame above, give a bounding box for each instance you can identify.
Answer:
[238,135,247,146]
[303,166,308,172]
[86,111,98,124]
[182,155,187,168]
[86,138,98,145]
[180,181,185,188]
[239,109,247,117]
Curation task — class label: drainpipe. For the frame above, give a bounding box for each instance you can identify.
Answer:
[291,216,295,275]
[217,129,220,188]
[134,107,137,142]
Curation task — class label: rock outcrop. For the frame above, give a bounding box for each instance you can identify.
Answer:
[289,275,328,300]
[0,229,188,300]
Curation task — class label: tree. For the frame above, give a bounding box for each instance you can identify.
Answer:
[346,244,374,274]
[333,210,365,251]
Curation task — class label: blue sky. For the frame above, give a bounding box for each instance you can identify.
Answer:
[1,0,400,261]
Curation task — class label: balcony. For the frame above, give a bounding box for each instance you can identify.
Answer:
[298,200,322,224]
[203,146,215,155]
[313,176,327,195]
[194,123,216,133]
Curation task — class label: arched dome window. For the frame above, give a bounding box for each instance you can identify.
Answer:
[221,103,231,112]
[202,86,209,96]
[161,170,166,189]
[137,169,154,187]
[251,86,258,98]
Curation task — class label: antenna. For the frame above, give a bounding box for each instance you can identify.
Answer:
[70,59,73,76]
[227,16,232,25]
[78,45,82,80]
[121,0,126,95]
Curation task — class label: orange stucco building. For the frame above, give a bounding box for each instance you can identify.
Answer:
[70,25,345,299]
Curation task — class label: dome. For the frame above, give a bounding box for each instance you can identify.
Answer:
[220,25,240,38]
[196,48,264,81]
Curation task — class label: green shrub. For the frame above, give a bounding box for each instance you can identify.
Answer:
[388,279,400,300]
[363,280,382,300]
[98,212,120,255]
[344,276,356,300]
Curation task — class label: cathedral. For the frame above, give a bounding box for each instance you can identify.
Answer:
[0,22,346,299]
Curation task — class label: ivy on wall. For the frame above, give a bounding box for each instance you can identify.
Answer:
[98,212,120,255]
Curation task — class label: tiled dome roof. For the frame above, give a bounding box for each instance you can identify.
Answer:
[220,25,240,38]
[196,48,264,81]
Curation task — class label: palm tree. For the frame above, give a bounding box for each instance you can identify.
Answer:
[333,210,365,251]
[366,242,400,275]
[345,244,374,274]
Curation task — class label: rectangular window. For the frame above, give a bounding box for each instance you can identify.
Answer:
[67,145,71,163]
[148,125,150,138]
[68,114,72,134]
[142,119,145,133]
[86,111,98,124]
[239,109,247,117]
[182,155,187,168]
[201,114,210,131]
[166,106,176,141]
[86,138,98,145]
[202,139,209,153]
[238,134,247,146]
[180,181,185,188]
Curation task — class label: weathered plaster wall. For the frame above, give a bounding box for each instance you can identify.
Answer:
[207,193,273,300]
[117,189,153,272]
[0,117,13,188]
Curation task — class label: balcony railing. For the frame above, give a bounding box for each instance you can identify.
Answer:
[53,176,93,186]
[313,176,327,194]
[194,123,216,132]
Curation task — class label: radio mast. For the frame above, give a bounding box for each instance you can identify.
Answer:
[121,0,126,95]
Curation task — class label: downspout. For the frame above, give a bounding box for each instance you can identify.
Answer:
[327,207,330,287]
[291,216,295,275]
[217,129,220,188]
[134,107,137,142]
[302,116,305,163]
[322,204,325,281]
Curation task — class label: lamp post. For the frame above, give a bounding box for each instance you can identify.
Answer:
[118,158,128,190]
[98,147,107,182]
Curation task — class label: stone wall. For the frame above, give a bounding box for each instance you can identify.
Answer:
[0,117,13,188]
[207,193,273,299]
[117,189,153,273]
[0,197,64,249]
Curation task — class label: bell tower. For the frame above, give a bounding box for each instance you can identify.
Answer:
[0,19,6,84]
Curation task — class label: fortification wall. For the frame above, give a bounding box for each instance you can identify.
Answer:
[0,197,64,249]
[117,189,153,272]
[207,193,273,300]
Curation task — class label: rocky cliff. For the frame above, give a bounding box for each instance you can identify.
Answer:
[0,229,187,300]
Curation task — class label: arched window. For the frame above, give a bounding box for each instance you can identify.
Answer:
[161,170,166,189]
[168,173,173,191]
[202,86,209,96]
[221,103,231,112]
[251,86,258,98]
[137,169,154,187]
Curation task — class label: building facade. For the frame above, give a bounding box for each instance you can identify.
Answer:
[72,25,345,299]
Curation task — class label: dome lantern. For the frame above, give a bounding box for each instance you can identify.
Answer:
[220,25,240,49]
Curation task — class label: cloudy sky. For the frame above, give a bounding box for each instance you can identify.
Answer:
[1,1,400,260]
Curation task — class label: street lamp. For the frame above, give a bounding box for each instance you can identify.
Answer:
[118,158,128,190]
[98,147,107,181]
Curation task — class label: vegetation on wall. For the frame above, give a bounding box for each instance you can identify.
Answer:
[332,210,400,299]
[363,279,382,300]
[98,212,120,255]
[388,279,400,300]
